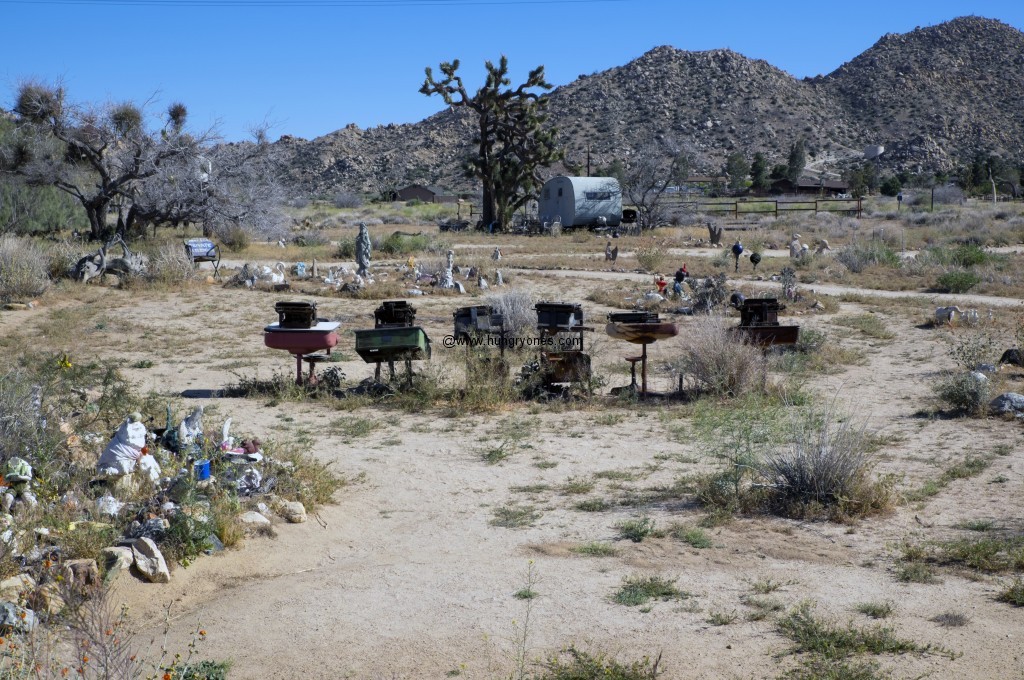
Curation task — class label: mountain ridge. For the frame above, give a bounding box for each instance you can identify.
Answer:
[265,16,1024,195]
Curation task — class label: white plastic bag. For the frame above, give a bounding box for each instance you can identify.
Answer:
[97,419,147,476]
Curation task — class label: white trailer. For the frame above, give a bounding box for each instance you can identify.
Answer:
[538,176,622,229]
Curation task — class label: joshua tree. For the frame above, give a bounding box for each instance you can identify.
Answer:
[420,56,561,231]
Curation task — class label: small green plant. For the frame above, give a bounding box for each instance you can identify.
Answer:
[777,601,951,659]
[706,609,738,626]
[669,524,713,549]
[897,562,938,584]
[855,602,893,619]
[574,498,609,512]
[514,587,539,600]
[741,595,783,621]
[957,519,996,532]
[613,575,686,607]
[329,416,381,438]
[491,504,541,528]
[998,579,1024,606]
[570,542,619,557]
[530,647,663,680]
[560,476,595,495]
[749,577,796,594]
[616,516,657,543]
[481,440,515,465]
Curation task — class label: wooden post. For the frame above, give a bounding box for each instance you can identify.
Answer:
[773,200,778,219]
[640,341,649,396]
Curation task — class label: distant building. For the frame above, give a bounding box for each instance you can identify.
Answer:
[771,176,850,195]
[395,184,458,204]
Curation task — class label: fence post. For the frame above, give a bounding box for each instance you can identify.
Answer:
[857,197,862,217]
[734,201,738,219]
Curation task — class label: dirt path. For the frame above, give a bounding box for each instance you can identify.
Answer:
[11,256,1021,678]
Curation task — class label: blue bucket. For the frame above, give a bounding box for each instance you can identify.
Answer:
[194,459,211,481]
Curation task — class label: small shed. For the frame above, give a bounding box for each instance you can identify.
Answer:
[538,176,622,228]
[395,184,457,204]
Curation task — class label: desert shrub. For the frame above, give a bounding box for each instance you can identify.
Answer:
[777,601,946,660]
[44,239,83,280]
[381,214,412,225]
[634,239,667,273]
[217,225,251,252]
[616,516,657,542]
[950,244,992,267]
[758,408,892,520]
[935,269,980,293]
[0,235,50,301]
[933,371,989,416]
[147,243,199,285]
[378,231,431,255]
[267,444,345,511]
[835,241,899,273]
[999,579,1024,606]
[947,332,999,370]
[334,237,356,259]
[292,231,330,247]
[162,507,215,567]
[332,191,363,209]
[484,289,535,340]
[672,314,767,397]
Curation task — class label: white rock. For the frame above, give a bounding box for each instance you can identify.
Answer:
[131,537,170,583]
[239,511,271,526]
[276,500,307,524]
[102,546,135,572]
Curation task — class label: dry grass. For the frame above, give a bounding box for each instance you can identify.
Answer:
[671,314,767,397]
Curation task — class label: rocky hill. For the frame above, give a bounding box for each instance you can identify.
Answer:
[271,15,1024,197]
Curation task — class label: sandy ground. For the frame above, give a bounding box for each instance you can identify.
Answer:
[3,253,1023,680]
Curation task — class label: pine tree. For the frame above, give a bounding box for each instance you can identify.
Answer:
[786,140,806,185]
[750,152,770,192]
[420,56,562,230]
[724,152,750,190]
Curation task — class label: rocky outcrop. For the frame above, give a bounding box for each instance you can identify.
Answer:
[267,16,1024,197]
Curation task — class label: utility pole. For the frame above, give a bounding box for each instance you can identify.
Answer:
[586,145,591,177]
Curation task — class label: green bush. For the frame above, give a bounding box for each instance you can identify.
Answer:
[950,244,991,267]
[334,237,356,259]
[935,270,980,293]
[880,176,901,197]
[933,371,989,416]
[378,231,431,255]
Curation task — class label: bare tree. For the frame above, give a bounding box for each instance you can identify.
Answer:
[620,139,689,231]
[2,82,283,241]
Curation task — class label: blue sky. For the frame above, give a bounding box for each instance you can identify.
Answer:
[2,0,1021,142]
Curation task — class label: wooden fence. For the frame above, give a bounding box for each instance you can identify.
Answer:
[671,198,863,219]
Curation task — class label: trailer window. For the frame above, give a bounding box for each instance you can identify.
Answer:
[585,191,611,201]
[557,188,563,197]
